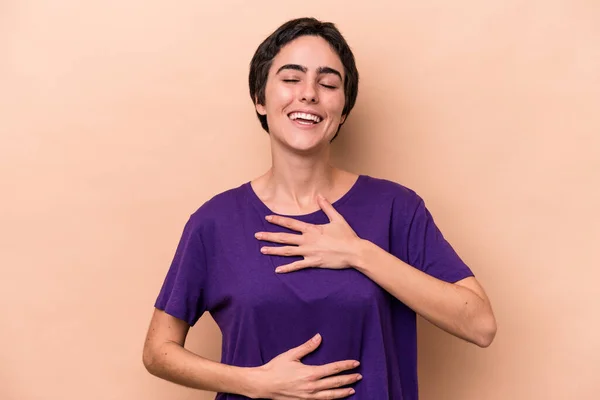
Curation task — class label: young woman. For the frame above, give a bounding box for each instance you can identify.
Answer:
[143,17,497,400]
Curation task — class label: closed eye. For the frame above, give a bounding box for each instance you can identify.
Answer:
[282,79,337,89]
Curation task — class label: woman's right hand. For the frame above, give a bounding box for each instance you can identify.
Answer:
[251,333,362,399]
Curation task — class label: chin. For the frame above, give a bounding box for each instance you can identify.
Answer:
[281,131,330,152]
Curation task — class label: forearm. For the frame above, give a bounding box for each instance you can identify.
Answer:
[143,341,261,398]
[352,239,495,347]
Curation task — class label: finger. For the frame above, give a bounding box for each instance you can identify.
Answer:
[275,259,313,273]
[265,215,311,233]
[255,231,303,245]
[312,373,362,392]
[314,388,356,399]
[260,245,302,257]
[317,194,343,222]
[287,333,322,360]
[313,360,360,379]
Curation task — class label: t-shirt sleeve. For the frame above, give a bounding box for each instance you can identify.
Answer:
[392,193,474,283]
[154,215,208,326]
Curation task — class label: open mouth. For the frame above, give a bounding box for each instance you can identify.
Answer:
[288,111,323,125]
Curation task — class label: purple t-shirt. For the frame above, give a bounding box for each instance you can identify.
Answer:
[155,175,474,399]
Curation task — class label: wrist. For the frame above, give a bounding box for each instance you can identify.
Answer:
[350,238,375,272]
[241,365,268,399]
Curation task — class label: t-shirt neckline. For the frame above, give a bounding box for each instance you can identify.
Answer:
[244,174,366,221]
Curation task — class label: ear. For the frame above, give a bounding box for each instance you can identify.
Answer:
[255,96,267,116]
[256,104,267,116]
[340,114,347,124]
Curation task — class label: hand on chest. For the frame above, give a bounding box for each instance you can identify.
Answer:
[208,217,390,317]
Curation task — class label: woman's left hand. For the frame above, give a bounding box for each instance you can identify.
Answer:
[255,194,363,273]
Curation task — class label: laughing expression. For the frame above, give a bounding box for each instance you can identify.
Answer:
[256,35,347,152]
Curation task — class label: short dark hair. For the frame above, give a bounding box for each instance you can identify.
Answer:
[248,17,359,142]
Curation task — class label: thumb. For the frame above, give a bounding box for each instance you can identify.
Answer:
[288,333,322,360]
[317,194,341,222]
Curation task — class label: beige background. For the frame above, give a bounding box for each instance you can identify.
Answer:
[1,1,599,399]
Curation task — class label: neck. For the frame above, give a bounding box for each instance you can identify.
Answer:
[261,139,338,212]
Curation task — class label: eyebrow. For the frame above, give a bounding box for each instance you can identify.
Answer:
[276,64,343,80]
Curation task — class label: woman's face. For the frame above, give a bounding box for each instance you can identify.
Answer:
[256,35,347,152]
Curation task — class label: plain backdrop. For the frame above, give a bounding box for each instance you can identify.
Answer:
[1,1,599,399]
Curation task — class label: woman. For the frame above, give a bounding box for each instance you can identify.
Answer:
[143,17,497,400]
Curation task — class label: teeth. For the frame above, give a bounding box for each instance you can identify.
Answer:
[289,112,322,123]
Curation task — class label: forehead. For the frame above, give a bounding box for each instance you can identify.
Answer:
[270,35,345,77]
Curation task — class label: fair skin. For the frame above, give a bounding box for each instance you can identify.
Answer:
[143,35,497,399]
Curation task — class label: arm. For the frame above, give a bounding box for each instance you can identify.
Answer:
[142,309,361,399]
[352,239,497,347]
[142,308,258,396]
[256,195,497,348]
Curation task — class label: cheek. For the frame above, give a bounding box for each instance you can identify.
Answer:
[266,84,294,111]
[279,89,295,109]
[328,92,346,116]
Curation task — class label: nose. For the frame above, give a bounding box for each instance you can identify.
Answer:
[300,81,318,104]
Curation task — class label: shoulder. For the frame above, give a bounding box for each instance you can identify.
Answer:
[357,175,429,228]
[184,182,248,233]
[362,175,423,206]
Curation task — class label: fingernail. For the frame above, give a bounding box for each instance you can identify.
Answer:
[356,374,362,380]
[275,267,282,273]
[254,232,262,239]
[313,333,321,343]
[353,361,360,367]
[265,215,273,221]
[349,389,355,394]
